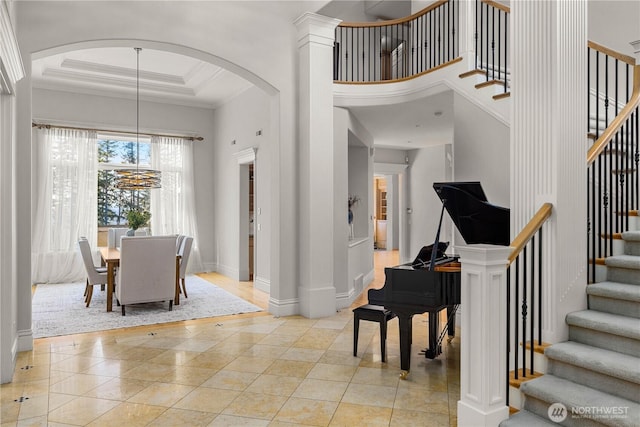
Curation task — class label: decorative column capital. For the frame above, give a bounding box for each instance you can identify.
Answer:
[294,12,342,48]
[0,2,24,91]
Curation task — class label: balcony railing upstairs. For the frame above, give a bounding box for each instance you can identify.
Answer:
[334,0,460,83]
[505,203,552,406]
[587,43,639,283]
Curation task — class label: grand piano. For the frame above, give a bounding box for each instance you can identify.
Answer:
[368,182,510,378]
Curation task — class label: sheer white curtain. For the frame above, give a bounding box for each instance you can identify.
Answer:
[32,127,98,283]
[150,136,203,272]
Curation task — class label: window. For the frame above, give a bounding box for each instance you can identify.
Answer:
[97,135,151,226]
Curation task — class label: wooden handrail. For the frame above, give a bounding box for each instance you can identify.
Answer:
[588,41,636,66]
[339,0,448,28]
[482,0,510,14]
[509,203,553,264]
[587,65,640,165]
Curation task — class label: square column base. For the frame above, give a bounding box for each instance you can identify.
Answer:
[457,400,509,427]
[298,285,336,318]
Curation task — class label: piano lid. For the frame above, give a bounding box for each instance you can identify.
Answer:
[433,182,510,246]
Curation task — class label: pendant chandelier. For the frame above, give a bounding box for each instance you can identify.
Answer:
[116,47,161,190]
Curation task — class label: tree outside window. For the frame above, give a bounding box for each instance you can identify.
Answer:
[97,136,151,227]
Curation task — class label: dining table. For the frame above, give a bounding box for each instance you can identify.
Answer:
[99,246,181,312]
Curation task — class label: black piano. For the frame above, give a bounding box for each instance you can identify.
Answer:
[368,182,510,378]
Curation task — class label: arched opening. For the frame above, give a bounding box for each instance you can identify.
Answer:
[27,39,279,336]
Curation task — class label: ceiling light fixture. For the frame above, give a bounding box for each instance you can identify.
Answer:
[116,47,161,193]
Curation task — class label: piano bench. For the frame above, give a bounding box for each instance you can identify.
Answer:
[353,304,396,363]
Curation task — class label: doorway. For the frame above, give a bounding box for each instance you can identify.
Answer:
[374,176,388,249]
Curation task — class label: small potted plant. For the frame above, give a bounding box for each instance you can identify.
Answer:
[126,209,151,236]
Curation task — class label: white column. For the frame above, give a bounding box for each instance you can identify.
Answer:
[295,13,341,318]
[510,1,587,343]
[0,2,25,383]
[457,245,511,427]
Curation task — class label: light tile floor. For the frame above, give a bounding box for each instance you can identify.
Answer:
[1,251,460,426]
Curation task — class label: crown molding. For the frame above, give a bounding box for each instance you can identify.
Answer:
[41,67,195,96]
[0,2,24,92]
[61,58,185,85]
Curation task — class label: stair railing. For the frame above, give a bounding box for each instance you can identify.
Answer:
[471,0,510,95]
[587,41,639,283]
[334,0,460,83]
[506,202,553,406]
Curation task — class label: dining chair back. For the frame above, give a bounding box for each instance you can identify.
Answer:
[107,228,129,248]
[115,235,177,315]
[177,236,194,298]
[78,238,108,307]
[176,234,186,253]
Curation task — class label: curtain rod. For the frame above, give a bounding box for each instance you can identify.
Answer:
[32,122,204,142]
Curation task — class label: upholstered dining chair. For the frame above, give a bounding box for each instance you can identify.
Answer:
[176,234,185,253]
[78,238,108,307]
[177,236,193,298]
[115,235,177,316]
[107,228,128,248]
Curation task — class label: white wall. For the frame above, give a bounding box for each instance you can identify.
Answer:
[588,1,639,56]
[453,92,510,208]
[335,107,374,307]
[374,147,407,164]
[31,88,217,270]
[348,139,370,239]
[406,145,447,260]
[210,86,271,284]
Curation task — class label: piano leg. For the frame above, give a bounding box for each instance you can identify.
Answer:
[397,312,414,379]
[425,311,442,359]
[447,306,456,337]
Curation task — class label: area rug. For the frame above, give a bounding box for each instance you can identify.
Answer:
[32,275,263,338]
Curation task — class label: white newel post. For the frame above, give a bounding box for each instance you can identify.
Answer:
[457,245,511,427]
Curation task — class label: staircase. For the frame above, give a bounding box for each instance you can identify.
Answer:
[502,231,640,426]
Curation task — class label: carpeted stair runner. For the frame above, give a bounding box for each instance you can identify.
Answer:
[501,231,640,426]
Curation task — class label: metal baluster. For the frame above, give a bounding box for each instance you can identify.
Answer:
[504,16,508,92]
[506,264,511,406]
[538,227,543,344]
[514,256,520,379]
[497,10,501,85]
[491,5,495,81]
[475,0,479,70]
[522,246,528,377]
[588,47,591,136]
[530,236,535,374]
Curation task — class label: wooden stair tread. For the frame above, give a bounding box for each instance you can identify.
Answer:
[475,79,505,89]
[588,258,607,265]
[459,69,485,79]
[509,370,543,388]
[599,232,624,239]
[610,168,637,174]
[523,341,551,354]
[509,406,519,415]
[493,92,511,100]
[616,210,639,217]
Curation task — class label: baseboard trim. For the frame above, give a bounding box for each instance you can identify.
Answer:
[269,297,298,317]
[254,276,270,293]
[216,264,239,281]
[17,328,33,352]
[202,262,217,273]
